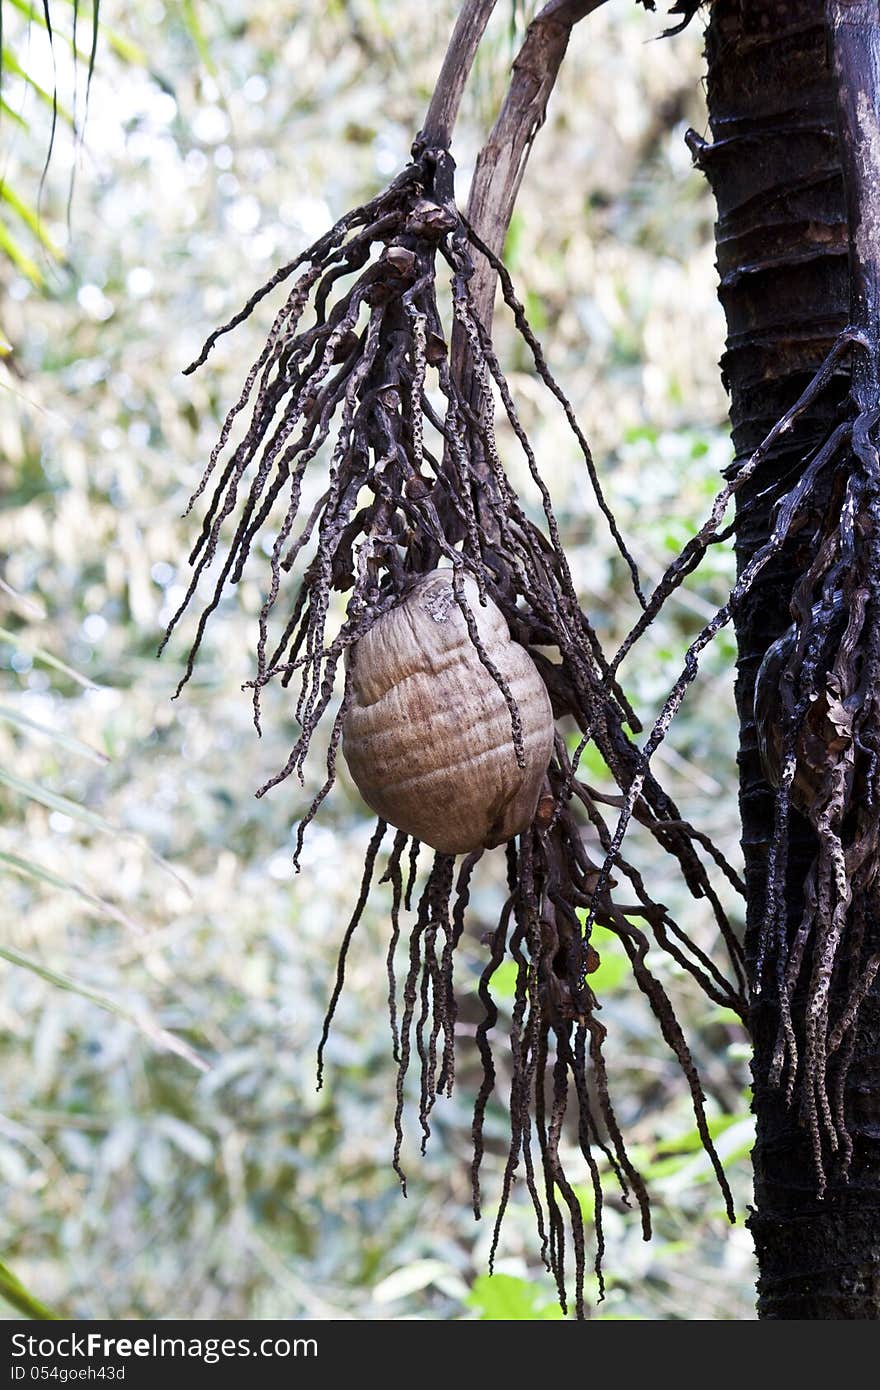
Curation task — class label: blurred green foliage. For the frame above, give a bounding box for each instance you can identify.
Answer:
[468,1273,564,1321]
[0,0,755,1319]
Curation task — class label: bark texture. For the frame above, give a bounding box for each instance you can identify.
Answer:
[703,0,880,1318]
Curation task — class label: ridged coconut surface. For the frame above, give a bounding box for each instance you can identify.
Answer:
[341,569,554,855]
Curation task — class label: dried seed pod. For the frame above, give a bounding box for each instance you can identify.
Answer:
[425,332,448,365]
[383,244,417,278]
[342,569,554,854]
[405,199,457,239]
[404,473,433,500]
[331,329,361,363]
[584,943,602,975]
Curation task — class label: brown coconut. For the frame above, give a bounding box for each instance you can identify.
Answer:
[341,569,555,855]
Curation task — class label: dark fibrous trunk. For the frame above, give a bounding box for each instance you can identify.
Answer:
[702,0,880,1318]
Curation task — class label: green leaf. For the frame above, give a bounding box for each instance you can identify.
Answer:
[0,218,43,285]
[644,1116,755,1189]
[588,950,628,995]
[0,848,141,934]
[567,733,613,785]
[0,95,27,127]
[4,0,124,73]
[488,959,519,1000]
[707,1006,745,1028]
[642,1151,698,1181]
[0,702,110,764]
[576,923,629,995]
[0,48,74,125]
[524,289,547,334]
[584,925,629,994]
[4,0,48,25]
[181,0,217,76]
[467,1273,565,1321]
[0,764,128,837]
[653,1111,747,1157]
[103,27,147,68]
[372,1259,456,1304]
[0,580,46,619]
[0,625,100,689]
[0,943,208,1071]
[574,1182,595,1223]
[0,1257,58,1320]
[0,765,190,894]
[503,210,524,271]
[623,424,659,446]
[0,180,64,258]
[56,0,148,70]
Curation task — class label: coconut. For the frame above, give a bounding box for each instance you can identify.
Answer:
[341,569,554,854]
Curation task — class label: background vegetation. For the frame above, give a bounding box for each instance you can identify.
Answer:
[1,0,756,1319]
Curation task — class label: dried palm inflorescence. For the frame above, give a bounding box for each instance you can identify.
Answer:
[753,596,848,818]
[748,423,880,1188]
[164,141,746,1317]
[643,13,880,1196]
[582,317,880,1196]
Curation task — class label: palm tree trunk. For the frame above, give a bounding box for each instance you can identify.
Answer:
[702,0,880,1318]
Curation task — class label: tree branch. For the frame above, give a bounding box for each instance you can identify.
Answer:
[461,0,608,337]
[418,0,500,151]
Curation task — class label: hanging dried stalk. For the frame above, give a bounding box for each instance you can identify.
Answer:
[164,0,746,1318]
[756,4,880,1190]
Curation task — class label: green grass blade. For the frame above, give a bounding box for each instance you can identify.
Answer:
[0,218,43,285]
[0,764,125,836]
[1,179,64,258]
[4,0,48,24]
[0,765,190,893]
[48,0,147,68]
[0,48,74,125]
[181,0,216,76]
[0,1258,58,1320]
[0,625,100,688]
[35,2,59,219]
[0,94,26,127]
[102,26,146,67]
[0,848,141,934]
[0,943,209,1071]
[0,579,46,619]
[3,0,126,72]
[0,702,110,764]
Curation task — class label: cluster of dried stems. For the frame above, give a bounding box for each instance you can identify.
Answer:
[163,0,880,1317]
[163,136,747,1317]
